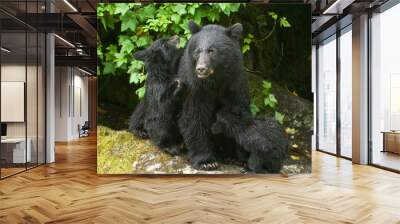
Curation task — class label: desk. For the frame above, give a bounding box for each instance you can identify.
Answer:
[1,138,31,163]
[382,131,400,154]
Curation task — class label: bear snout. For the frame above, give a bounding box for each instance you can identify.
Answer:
[195,66,214,79]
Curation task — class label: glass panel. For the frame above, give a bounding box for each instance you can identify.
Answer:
[38,32,45,165]
[1,30,27,177]
[340,28,352,158]
[371,4,400,171]
[27,30,38,169]
[26,0,39,169]
[318,36,337,154]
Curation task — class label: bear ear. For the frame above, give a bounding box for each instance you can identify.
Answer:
[133,49,148,61]
[167,35,180,48]
[188,20,201,34]
[226,23,243,40]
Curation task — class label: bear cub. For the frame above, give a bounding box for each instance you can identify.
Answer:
[211,108,289,173]
[128,35,185,155]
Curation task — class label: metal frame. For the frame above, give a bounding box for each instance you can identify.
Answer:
[367,1,400,172]
[0,0,47,180]
[315,0,400,172]
[315,22,353,161]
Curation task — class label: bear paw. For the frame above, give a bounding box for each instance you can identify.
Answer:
[134,130,149,139]
[194,160,219,171]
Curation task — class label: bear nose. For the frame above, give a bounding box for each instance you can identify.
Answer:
[196,66,206,74]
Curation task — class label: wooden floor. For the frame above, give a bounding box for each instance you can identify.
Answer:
[1,136,400,224]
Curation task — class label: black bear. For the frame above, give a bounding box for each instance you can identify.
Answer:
[177,21,251,170]
[128,101,148,138]
[211,108,289,173]
[128,35,184,155]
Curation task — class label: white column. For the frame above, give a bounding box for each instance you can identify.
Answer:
[352,14,369,164]
[312,45,317,151]
[46,32,55,163]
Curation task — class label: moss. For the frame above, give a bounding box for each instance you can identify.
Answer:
[97,126,243,174]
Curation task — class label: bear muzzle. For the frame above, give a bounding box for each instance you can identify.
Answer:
[196,67,214,79]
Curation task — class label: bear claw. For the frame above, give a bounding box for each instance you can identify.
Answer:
[200,162,219,170]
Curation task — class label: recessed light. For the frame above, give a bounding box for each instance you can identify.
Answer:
[63,0,78,12]
[1,47,11,53]
[54,34,75,48]
[78,67,93,76]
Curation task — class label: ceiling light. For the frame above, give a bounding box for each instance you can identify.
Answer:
[78,67,93,76]
[63,0,78,12]
[54,34,75,48]
[1,47,11,53]
[322,0,354,15]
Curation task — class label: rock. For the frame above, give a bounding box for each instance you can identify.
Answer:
[248,73,312,173]
[97,74,312,174]
[97,126,244,174]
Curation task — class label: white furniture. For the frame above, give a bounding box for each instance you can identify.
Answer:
[1,138,31,163]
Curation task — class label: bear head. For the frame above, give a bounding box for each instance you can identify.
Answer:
[134,35,183,77]
[186,21,243,81]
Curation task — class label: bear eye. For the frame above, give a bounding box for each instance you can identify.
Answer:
[193,49,200,57]
[208,49,215,54]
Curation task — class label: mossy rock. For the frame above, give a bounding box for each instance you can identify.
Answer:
[97,125,309,175]
[97,126,243,174]
[97,73,312,174]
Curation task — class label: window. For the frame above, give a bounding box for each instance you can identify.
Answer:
[317,35,337,154]
[339,27,352,158]
[0,1,47,179]
[370,3,400,171]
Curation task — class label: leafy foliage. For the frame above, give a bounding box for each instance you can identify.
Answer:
[97,3,245,99]
[250,80,285,124]
[98,3,291,100]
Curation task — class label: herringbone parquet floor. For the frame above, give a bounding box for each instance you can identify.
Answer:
[1,135,400,224]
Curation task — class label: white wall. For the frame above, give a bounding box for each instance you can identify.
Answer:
[55,66,89,141]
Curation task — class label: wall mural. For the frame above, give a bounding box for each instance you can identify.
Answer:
[97,3,312,174]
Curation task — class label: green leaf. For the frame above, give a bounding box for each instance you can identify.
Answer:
[171,14,181,24]
[137,35,152,47]
[279,17,291,28]
[242,45,250,54]
[129,72,140,84]
[268,12,278,20]
[250,103,260,116]
[188,4,198,15]
[262,80,271,89]
[120,39,134,53]
[115,3,130,15]
[264,94,277,109]
[275,111,285,125]
[121,12,137,31]
[173,4,187,15]
[136,86,146,99]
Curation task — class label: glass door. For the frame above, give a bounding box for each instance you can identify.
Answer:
[1,30,28,178]
[339,26,352,158]
[370,3,400,171]
[317,35,337,154]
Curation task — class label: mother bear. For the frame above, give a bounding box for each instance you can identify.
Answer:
[178,21,251,170]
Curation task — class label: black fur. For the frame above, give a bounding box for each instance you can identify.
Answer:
[177,21,251,170]
[128,36,184,155]
[128,101,148,138]
[211,109,289,173]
